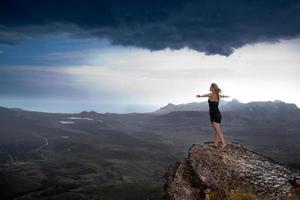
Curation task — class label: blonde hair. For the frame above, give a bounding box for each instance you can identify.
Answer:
[211,83,222,101]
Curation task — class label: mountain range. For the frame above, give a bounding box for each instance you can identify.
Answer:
[154,98,299,114]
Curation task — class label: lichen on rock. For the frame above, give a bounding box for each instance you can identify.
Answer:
[164,142,300,200]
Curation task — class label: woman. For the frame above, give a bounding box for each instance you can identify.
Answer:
[196,83,230,149]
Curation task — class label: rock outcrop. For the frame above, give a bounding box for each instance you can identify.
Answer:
[164,142,300,200]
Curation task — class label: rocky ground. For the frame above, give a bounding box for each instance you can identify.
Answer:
[164,142,300,200]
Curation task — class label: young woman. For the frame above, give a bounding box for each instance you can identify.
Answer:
[196,83,230,149]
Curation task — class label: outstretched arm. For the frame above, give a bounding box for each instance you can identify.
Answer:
[196,93,212,98]
[220,94,230,98]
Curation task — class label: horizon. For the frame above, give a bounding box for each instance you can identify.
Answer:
[1,1,300,114]
[1,98,299,114]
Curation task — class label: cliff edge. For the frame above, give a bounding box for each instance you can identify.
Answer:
[164,142,299,200]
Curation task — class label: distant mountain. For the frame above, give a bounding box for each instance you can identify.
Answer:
[153,102,209,114]
[154,98,299,114]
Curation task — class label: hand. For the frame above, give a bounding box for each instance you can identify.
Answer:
[196,95,201,98]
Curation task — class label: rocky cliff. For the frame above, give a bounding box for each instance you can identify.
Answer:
[164,142,300,200]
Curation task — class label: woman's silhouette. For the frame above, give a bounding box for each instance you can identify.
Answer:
[196,83,230,149]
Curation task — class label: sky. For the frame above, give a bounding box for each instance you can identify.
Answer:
[0,0,300,113]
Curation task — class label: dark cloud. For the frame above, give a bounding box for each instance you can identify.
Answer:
[0,0,300,56]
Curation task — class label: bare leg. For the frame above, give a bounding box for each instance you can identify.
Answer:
[213,122,226,149]
[215,128,221,145]
[209,123,219,147]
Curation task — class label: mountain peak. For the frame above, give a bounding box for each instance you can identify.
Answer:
[166,103,176,107]
[79,110,98,115]
[274,99,284,103]
[164,142,299,200]
[231,98,240,102]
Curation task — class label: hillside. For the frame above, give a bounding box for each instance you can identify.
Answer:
[0,100,300,199]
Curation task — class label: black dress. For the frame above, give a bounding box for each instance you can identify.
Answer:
[208,99,222,124]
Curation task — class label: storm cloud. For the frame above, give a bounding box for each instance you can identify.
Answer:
[1,0,300,56]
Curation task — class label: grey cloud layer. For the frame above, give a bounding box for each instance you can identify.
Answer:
[0,0,300,56]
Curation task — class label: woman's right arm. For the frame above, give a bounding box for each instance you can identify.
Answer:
[220,94,230,98]
[196,93,211,98]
